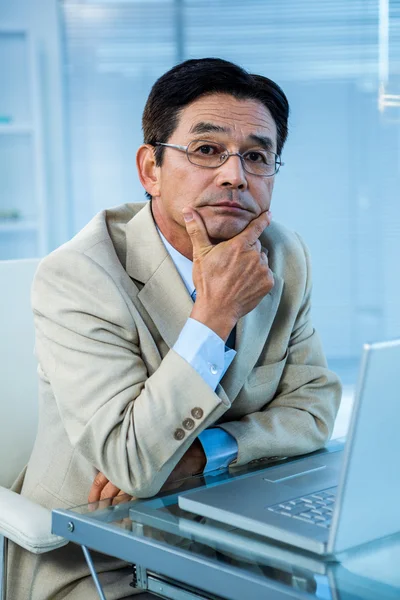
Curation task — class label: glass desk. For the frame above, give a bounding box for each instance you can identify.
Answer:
[52,441,400,600]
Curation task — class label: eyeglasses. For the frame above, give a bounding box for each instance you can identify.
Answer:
[155,140,283,177]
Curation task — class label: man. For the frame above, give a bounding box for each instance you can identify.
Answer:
[9,58,341,599]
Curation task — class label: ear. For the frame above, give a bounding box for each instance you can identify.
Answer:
[136,145,161,197]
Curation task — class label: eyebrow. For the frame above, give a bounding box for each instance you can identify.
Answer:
[248,134,274,151]
[190,122,228,136]
[189,122,274,151]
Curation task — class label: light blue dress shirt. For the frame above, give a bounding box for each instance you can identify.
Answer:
[158,229,238,473]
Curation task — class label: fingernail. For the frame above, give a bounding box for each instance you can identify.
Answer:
[267,210,272,219]
[183,210,193,222]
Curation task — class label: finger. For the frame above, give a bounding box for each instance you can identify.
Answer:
[238,210,271,248]
[261,252,273,272]
[261,252,274,286]
[88,471,109,503]
[182,207,213,256]
[111,491,135,507]
[99,481,121,501]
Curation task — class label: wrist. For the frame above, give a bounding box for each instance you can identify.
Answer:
[191,439,207,475]
[190,304,237,342]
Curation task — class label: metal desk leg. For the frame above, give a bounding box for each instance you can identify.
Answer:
[0,535,8,600]
[81,545,107,600]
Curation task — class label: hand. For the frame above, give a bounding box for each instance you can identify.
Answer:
[162,439,206,486]
[87,440,206,503]
[88,472,134,505]
[183,208,274,341]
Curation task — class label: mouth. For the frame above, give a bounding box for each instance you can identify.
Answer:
[212,202,248,211]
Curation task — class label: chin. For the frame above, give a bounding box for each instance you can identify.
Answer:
[206,221,247,242]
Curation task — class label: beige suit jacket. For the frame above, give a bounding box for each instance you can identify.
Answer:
[8,201,341,599]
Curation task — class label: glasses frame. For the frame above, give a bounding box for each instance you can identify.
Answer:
[154,140,284,177]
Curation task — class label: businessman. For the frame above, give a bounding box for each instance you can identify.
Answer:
[9,58,341,599]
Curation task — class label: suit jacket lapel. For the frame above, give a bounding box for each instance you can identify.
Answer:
[125,203,193,349]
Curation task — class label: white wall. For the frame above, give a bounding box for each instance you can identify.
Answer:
[0,0,70,251]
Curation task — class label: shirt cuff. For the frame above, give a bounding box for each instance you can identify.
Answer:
[173,318,236,391]
[198,427,238,474]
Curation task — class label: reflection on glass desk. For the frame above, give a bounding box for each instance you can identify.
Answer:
[52,442,400,600]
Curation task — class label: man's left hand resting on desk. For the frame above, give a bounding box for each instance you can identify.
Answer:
[89,439,207,503]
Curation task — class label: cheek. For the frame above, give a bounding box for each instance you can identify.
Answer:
[253,180,274,210]
[168,169,211,204]
[160,167,204,219]
[264,177,275,195]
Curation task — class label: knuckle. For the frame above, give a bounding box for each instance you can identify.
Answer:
[232,238,244,253]
[187,224,198,237]
[245,236,255,249]
[93,474,104,487]
[254,240,262,253]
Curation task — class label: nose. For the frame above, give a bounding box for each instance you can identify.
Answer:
[215,154,248,190]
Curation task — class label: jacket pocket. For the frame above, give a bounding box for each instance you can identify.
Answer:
[247,350,288,388]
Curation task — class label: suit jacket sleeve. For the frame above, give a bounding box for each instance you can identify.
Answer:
[218,234,342,467]
[31,250,231,498]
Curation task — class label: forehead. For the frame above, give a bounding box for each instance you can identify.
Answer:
[175,93,277,146]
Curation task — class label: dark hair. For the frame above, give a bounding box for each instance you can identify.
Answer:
[142,58,289,197]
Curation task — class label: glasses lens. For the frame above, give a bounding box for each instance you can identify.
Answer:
[242,150,278,176]
[186,140,280,176]
[187,140,227,167]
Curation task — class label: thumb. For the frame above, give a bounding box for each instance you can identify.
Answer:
[182,208,213,256]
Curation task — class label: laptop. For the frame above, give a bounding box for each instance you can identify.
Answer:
[178,339,400,557]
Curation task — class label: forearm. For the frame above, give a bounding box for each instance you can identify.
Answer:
[190,303,236,342]
[55,343,229,497]
[33,252,231,498]
[219,324,342,467]
[220,364,341,466]
[165,439,207,483]
[173,317,236,389]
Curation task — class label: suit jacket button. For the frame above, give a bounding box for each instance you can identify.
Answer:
[183,418,195,431]
[174,428,185,441]
[191,407,204,420]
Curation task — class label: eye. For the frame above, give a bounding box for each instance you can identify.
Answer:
[190,142,222,155]
[244,150,268,164]
[199,145,215,155]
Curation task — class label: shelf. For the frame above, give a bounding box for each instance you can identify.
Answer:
[0,220,38,233]
[0,124,34,135]
[0,27,48,257]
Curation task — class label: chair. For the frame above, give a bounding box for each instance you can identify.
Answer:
[0,259,67,600]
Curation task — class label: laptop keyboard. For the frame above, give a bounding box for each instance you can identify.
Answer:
[267,487,337,528]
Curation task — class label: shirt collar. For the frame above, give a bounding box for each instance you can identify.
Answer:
[157,228,195,297]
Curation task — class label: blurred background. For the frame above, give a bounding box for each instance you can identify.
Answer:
[0,0,399,385]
